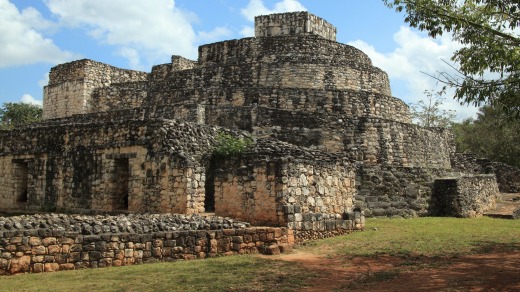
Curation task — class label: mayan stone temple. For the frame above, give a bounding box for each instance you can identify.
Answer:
[0,12,519,274]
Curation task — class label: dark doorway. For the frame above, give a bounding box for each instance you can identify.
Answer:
[13,161,29,203]
[113,158,130,210]
[204,158,216,212]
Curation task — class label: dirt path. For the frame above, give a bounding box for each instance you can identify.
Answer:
[263,249,520,291]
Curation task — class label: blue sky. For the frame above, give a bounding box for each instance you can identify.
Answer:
[0,0,479,119]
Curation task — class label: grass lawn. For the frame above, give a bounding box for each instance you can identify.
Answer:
[1,217,518,291]
[301,216,520,257]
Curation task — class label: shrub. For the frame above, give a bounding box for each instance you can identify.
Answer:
[213,132,253,156]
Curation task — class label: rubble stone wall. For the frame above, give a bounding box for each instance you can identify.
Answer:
[43,59,148,120]
[430,175,499,217]
[451,153,520,193]
[0,214,292,275]
[355,166,451,218]
[149,62,391,104]
[197,36,369,67]
[213,153,357,228]
[254,111,452,168]
[0,120,220,214]
[89,81,148,112]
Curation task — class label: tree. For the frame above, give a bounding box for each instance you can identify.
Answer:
[452,105,520,167]
[410,89,456,127]
[0,102,43,129]
[384,0,520,118]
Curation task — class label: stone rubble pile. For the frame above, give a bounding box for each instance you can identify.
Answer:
[0,213,251,235]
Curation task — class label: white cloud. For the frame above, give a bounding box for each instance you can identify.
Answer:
[0,0,76,68]
[241,0,306,22]
[118,47,142,70]
[348,26,479,120]
[38,73,50,88]
[198,27,233,44]
[45,0,199,67]
[240,26,255,38]
[20,94,43,106]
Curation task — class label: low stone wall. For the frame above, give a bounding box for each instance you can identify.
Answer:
[492,162,520,193]
[355,166,452,218]
[430,175,499,218]
[0,214,293,275]
[451,153,520,193]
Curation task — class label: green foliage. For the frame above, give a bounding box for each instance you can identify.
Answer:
[213,132,254,156]
[0,102,42,129]
[452,105,520,167]
[384,0,520,118]
[410,89,456,127]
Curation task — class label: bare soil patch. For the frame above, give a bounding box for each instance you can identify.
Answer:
[264,249,520,291]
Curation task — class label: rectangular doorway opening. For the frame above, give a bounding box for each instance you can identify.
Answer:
[204,158,215,212]
[13,161,29,203]
[113,158,130,210]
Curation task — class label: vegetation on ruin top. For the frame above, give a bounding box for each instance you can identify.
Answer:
[212,132,254,157]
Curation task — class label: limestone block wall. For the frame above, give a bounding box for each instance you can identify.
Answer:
[253,111,452,168]
[213,149,357,228]
[43,59,148,120]
[0,226,292,275]
[355,166,450,217]
[172,55,197,71]
[149,62,391,106]
[344,118,453,168]
[197,36,370,67]
[430,175,499,217]
[0,119,221,214]
[89,81,148,113]
[255,12,336,41]
[213,158,279,226]
[451,153,520,193]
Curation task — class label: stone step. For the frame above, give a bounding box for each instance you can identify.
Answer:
[483,193,520,219]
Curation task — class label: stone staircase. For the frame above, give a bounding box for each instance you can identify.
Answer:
[484,193,520,219]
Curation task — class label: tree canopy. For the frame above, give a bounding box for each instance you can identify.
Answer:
[384,0,520,118]
[0,102,43,130]
[452,105,520,168]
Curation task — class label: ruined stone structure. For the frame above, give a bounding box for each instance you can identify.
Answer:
[0,12,512,230]
[3,10,519,274]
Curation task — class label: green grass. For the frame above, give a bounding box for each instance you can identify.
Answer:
[1,217,519,291]
[301,217,520,257]
[0,256,312,292]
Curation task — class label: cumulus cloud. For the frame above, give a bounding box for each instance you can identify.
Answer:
[38,73,50,88]
[45,0,198,67]
[239,0,306,37]
[0,0,76,68]
[20,94,43,106]
[349,26,479,120]
[241,0,306,21]
[198,27,233,44]
[240,26,255,38]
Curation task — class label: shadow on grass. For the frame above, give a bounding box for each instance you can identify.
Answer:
[338,269,401,291]
[470,241,520,254]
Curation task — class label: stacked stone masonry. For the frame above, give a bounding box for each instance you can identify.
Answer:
[430,175,499,218]
[255,12,337,41]
[0,214,296,275]
[2,11,519,274]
